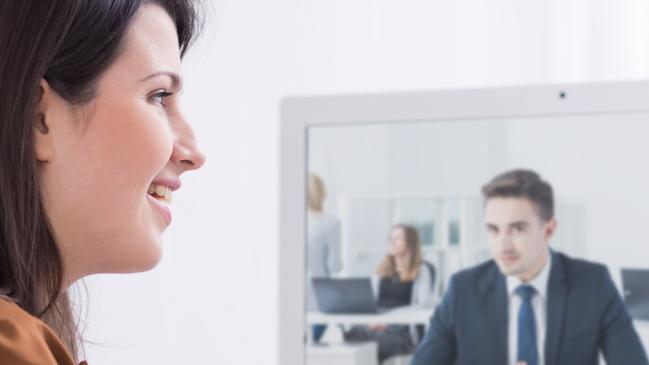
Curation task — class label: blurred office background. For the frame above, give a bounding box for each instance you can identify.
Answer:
[78,0,649,364]
[306,115,649,364]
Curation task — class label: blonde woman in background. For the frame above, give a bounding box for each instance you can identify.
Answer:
[307,173,343,342]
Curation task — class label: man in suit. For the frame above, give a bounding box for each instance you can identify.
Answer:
[411,169,648,365]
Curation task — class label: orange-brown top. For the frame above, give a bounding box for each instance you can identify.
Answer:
[0,299,81,365]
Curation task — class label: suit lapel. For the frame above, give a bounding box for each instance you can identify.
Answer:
[545,251,568,365]
[484,264,509,364]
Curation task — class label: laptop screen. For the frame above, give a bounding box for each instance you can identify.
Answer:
[622,269,649,321]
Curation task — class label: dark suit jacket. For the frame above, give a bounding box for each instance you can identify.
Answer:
[411,251,648,365]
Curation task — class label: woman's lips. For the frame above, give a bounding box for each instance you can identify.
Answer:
[146,194,172,225]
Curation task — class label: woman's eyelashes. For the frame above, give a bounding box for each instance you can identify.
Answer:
[150,90,174,108]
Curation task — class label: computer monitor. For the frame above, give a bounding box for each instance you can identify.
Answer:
[622,269,649,321]
[279,81,649,365]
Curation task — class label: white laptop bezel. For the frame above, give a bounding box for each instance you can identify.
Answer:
[278,81,649,365]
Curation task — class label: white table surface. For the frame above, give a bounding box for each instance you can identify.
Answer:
[306,307,435,326]
[305,306,436,345]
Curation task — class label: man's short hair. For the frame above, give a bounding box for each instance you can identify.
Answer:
[481,169,554,222]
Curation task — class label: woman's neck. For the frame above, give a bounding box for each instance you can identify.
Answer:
[394,254,410,275]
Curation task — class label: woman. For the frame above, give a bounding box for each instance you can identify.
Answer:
[0,1,205,363]
[374,224,434,309]
[347,224,435,363]
[307,173,343,342]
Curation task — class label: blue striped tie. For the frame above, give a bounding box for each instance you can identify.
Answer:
[516,284,538,365]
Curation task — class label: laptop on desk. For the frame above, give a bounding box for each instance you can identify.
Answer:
[312,277,389,314]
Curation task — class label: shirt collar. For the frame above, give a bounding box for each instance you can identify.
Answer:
[506,250,552,299]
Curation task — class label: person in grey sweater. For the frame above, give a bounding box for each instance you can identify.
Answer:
[306,174,343,342]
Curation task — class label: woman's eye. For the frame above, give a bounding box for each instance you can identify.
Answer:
[151,91,173,107]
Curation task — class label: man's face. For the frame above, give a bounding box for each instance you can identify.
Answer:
[485,197,555,281]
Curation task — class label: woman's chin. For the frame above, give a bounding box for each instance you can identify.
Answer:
[132,249,163,273]
[112,240,164,274]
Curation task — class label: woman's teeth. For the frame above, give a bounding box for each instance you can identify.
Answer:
[147,183,173,204]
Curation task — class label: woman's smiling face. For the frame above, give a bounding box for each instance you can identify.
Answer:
[36,4,205,283]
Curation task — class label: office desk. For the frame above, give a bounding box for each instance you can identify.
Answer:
[634,320,649,349]
[306,307,435,344]
[307,342,378,365]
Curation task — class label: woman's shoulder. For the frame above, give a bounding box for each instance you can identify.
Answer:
[316,212,341,226]
[412,261,435,288]
[0,298,44,335]
[0,298,77,365]
[308,212,340,230]
[0,297,37,323]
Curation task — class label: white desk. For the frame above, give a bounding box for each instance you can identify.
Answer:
[634,320,649,350]
[306,307,435,344]
[307,307,434,327]
[307,342,378,365]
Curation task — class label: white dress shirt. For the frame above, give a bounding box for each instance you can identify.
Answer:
[507,253,552,365]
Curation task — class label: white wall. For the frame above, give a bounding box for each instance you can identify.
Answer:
[81,1,649,364]
[506,115,649,286]
[309,121,510,215]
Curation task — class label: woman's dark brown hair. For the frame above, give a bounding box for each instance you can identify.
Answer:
[0,0,201,359]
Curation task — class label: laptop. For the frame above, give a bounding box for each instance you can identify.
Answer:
[621,269,649,321]
[312,277,384,314]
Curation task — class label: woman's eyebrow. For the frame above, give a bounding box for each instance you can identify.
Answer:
[139,70,182,89]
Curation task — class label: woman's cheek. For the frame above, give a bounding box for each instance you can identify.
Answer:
[120,112,174,175]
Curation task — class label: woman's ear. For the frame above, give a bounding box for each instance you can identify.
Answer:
[34,79,55,162]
